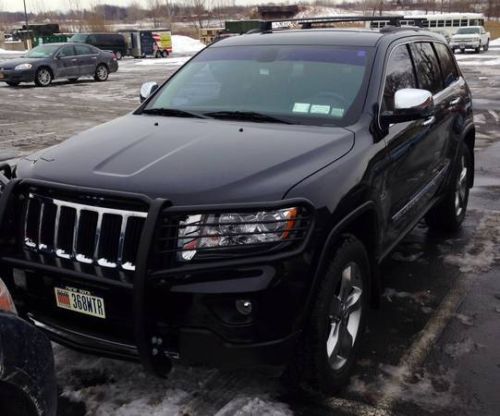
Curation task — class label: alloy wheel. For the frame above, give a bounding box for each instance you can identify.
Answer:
[455,155,468,217]
[326,262,364,370]
[38,69,51,86]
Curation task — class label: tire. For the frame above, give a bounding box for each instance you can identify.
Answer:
[161,50,169,58]
[114,50,122,60]
[155,51,161,59]
[475,45,481,53]
[67,78,78,83]
[425,142,471,232]
[6,81,20,87]
[483,40,489,52]
[34,67,52,87]
[94,64,109,82]
[460,48,465,53]
[285,235,370,394]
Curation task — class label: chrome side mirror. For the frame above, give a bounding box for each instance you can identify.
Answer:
[140,81,159,103]
[381,88,434,126]
[394,88,433,111]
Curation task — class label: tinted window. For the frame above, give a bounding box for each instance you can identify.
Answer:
[434,43,459,88]
[59,45,75,57]
[409,43,442,95]
[75,44,94,55]
[382,45,416,111]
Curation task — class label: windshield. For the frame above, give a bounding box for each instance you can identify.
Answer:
[456,28,481,34]
[25,44,60,58]
[143,45,373,126]
[69,34,87,42]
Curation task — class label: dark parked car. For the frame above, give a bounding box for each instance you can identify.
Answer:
[69,33,127,60]
[0,23,474,394]
[0,42,118,87]
[0,278,57,416]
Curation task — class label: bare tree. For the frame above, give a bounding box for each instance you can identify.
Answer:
[191,0,207,29]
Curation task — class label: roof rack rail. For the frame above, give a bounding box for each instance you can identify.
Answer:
[255,15,406,32]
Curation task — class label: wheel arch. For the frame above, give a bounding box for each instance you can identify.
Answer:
[306,201,382,317]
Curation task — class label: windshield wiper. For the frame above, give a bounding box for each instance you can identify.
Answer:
[141,108,209,119]
[204,111,291,124]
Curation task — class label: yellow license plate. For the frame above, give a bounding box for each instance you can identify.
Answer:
[54,287,106,319]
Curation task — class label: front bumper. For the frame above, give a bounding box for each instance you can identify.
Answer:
[0,69,35,83]
[450,40,481,49]
[0,177,317,373]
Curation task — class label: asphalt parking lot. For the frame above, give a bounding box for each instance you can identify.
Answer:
[0,48,499,416]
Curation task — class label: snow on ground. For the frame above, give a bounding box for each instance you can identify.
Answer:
[490,38,500,46]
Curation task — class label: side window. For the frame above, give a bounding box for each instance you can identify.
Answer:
[409,43,442,95]
[59,46,75,57]
[75,44,93,55]
[433,42,459,88]
[382,45,417,112]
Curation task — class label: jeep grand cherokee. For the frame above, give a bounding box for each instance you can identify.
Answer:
[0,24,474,393]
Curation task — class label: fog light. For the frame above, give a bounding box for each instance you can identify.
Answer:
[235,299,253,316]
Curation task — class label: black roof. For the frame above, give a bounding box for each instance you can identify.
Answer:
[213,28,429,48]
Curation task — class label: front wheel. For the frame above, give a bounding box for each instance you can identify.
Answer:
[285,235,370,394]
[426,143,471,232]
[483,40,489,52]
[34,67,52,87]
[161,50,169,58]
[94,64,109,82]
[475,45,481,53]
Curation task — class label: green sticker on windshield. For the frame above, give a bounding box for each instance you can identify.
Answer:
[293,103,311,113]
[331,107,345,118]
[310,105,331,115]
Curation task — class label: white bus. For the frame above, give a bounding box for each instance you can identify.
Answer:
[368,13,486,37]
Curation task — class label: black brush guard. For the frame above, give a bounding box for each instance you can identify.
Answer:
[0,171,314,376]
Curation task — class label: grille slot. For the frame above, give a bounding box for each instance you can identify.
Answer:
[23,193,147,271]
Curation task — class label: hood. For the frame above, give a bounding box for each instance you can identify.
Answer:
[17,114,354,205]
[0,57,43,69]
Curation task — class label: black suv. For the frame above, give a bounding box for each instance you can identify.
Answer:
[0,23,474,393]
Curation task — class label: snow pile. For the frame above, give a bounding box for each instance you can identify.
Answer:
[172,35,205,55]
[490,37,500,46]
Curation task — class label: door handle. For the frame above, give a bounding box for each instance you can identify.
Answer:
[422,116,436,126]
[71,58,78,62]
[449,97,461,107]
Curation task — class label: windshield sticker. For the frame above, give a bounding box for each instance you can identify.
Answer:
[310,105,331,115]
[293,102,311,113]
[331,107,345,118]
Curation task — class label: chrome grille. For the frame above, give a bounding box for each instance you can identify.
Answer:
[24,193,147,271]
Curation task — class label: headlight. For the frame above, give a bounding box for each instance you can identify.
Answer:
[177,207,300,261]
[0,278,17,314]
[15,63,32,71]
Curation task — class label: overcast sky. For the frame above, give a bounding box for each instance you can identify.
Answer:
[4,0,346,13]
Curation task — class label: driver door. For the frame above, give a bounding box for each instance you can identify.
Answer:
[54,45,79,78]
